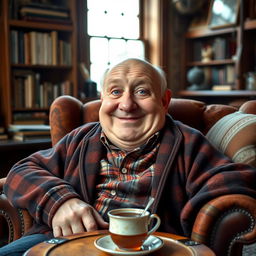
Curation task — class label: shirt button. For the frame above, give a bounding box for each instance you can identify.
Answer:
[121,168,128,174]
[111,190,116,196]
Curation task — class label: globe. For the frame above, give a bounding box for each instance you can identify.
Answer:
[187,66,205,90]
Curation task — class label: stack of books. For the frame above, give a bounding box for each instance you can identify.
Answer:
[8,124,51,142]
[0,127,8,141]
[18,2,71,24]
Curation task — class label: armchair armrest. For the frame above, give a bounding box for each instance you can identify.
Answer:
[192,194,256,256]
[0,178,33,245]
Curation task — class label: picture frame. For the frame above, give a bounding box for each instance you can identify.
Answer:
[208,0,240,29]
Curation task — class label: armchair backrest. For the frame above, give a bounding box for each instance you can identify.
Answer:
[49,95,256,146]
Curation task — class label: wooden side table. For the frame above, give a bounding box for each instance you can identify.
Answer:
[24,230,215,256]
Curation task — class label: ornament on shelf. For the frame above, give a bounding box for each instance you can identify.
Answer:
[201,45,213,63]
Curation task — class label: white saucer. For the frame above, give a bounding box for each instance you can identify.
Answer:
[94,235,164,256]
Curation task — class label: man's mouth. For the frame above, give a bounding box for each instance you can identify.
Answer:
[116,116,142,122]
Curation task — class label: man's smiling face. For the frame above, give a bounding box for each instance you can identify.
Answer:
[99,59,171,151]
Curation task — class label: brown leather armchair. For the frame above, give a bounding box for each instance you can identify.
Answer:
[1,95,256,256]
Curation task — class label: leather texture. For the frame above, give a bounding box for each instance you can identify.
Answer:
[1,96,256,256]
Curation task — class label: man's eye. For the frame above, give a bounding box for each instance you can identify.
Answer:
[111,90,121,96]
[136,89,149,96]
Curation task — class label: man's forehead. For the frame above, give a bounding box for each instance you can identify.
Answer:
[107,61,154,78]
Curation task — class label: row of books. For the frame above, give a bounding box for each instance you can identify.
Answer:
[192,37,237,62]
[13,71,72,109]
[212,37,237,60]
[201,65,235,89]
[11,30,71,66]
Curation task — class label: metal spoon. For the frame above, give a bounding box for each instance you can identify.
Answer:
[141,197,155,216]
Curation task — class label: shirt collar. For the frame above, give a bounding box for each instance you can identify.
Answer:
[100,131,160,153]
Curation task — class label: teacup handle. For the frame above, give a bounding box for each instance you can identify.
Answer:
[147,214,161,236]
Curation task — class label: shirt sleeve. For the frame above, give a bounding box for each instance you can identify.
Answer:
[3,127,85,227]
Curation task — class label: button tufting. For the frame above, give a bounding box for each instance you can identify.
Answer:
[121,168,128,174]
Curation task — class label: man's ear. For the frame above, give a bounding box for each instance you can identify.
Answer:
[162,89,172,111]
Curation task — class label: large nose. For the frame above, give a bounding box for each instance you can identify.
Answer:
[119,92,137,112]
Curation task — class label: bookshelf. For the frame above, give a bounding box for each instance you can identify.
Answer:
[0,0,78,128]
[0,139,51,177]
[179,0,256,104]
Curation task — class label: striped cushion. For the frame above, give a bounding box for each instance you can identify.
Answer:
[206,111,256,167]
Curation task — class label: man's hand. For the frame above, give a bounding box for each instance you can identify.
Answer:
[52,198,109,237]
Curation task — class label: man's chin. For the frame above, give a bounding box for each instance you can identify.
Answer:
[114,134,146,149]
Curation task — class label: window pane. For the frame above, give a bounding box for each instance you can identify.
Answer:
[87,10,108,37]
[90,37,108,64]
[126,40,145,59]
[122,16,140,39]
[109,39,127,63]
[87,0,140,39]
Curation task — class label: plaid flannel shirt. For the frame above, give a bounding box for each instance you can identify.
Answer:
[94,132,160,220]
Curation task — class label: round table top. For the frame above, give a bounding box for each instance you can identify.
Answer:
[24,230,215,256]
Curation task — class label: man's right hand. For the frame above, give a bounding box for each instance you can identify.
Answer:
[51,198,109,237]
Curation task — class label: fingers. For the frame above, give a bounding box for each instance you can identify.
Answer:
[80,206,109,231]
[53,222,85,237]
[52,198,108,237]
[53,225,62,237]
[71,221,87,234]
[92,208,109,229]
[81,208,98,231]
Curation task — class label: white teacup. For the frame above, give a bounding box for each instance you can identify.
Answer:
[108,208,161,251]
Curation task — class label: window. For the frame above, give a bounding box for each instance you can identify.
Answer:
[87,0,145,91]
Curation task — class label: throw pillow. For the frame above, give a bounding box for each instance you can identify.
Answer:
[206,111,256,167]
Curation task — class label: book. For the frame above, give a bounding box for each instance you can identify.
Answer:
[13,120,48,125]
[0,127,5,133]
[20,15,72,25]
[20,7,69,18]
[12,134,51,141]
[11,111,49,127]
[51,31,58,65]
[11,30,18,64]
[0,134,8,140]
[24,32,31,64]
[10,128,51,141]
[11,130,50,136]
[212,85,232,91]
[0,126,8,140]
[8,124,50,132]
[19,2,70,12]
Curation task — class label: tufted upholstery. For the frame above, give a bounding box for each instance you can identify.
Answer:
[1,96,256,256]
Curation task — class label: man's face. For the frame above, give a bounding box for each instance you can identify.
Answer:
[99,60,171,151]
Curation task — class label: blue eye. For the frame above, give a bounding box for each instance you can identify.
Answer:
[136,89,149,96]
[111,89,121,96]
